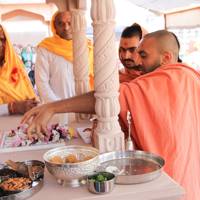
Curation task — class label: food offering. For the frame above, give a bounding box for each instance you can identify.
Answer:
[0,123,77,152]
[0,160,45,200]
[49,153,94,164]
[43,145,99,187]
[0,177,32,192]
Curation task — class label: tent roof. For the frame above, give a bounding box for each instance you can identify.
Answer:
[127,0,200,14]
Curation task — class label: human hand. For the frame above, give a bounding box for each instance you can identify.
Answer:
[21,103,54,140]
[12,98,39,114]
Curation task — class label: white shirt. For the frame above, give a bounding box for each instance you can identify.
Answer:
[35,47,76,124]
[0,104,9,116]
[35,47,75,102]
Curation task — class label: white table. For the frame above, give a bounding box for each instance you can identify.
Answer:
[0,115,185,200]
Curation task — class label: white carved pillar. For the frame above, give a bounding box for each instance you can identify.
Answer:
[71,9,91,121]
[91,0,124,152]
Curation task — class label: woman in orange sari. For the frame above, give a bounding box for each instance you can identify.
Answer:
[0,25,37,115]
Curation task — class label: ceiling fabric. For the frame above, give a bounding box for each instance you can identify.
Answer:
[166,8,200,29]
[127,0,200,14]
[127,0,200,28]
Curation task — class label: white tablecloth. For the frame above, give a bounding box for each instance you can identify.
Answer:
[0,115,185,200]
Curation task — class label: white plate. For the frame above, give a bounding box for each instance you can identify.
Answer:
[76,127,92,144]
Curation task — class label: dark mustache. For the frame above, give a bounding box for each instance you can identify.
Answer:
[123,59,134,62]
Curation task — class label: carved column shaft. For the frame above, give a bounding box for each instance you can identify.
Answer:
[71,9,91,121]
[91,0,124,152]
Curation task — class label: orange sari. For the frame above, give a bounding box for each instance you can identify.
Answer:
[0,26,36,104]
[119,63,200,200]
[38,11,94,89]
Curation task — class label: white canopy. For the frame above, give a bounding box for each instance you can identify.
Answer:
[127,0,200,28]
[127,0,200,14]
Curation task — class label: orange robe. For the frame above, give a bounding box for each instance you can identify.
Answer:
[0,26,36,104]
[119,68,142,83]
[119,63,200,200]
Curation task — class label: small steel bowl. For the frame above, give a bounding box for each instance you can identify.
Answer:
[43,145,99,187]
[87,172,115,194]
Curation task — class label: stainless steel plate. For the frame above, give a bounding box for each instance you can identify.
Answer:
[0,160,44,200]
[99,150,165,184]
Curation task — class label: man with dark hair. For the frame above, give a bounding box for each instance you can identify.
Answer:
[121,23,142,39]
[119,23,144,82]
[23,30,200,200]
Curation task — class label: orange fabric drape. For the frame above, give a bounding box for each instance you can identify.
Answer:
[0,26,36,104]
[38,11,94,89]
[119,63,200,200]
[119,68,142,83]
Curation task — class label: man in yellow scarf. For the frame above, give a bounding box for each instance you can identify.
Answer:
[35,11,93,124]
[0,25,37,115]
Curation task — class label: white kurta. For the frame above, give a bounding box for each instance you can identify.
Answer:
[0,104,9,116]
[35,47,75,124]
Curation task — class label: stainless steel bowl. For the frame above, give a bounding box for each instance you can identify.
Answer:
[87,172,115,194]
[43,145,99,187]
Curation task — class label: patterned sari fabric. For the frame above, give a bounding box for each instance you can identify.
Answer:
[0,25,36,104]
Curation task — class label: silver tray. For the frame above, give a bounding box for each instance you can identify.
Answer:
[0,160,44,200]
[99,150,165,184]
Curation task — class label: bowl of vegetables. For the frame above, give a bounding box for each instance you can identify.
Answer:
[87,171,115,194]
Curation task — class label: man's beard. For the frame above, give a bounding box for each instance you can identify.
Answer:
[122,59,141,71]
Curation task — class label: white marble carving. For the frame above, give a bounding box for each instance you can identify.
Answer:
[91,0,124,152]
[71,9,91,121]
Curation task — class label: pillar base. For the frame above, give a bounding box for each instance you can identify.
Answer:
[94,130,125,153]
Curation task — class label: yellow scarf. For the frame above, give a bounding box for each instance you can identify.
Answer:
[0,26,36,104]
[38,11,94,89]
